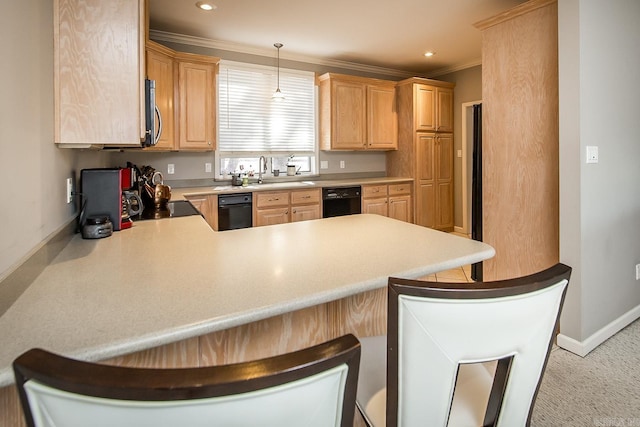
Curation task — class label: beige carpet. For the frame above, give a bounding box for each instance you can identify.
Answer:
[532,319,640,426]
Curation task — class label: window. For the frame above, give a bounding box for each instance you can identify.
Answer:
[216,60,317,179]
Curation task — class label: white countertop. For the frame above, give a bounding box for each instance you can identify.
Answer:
[171,176,413,199]
[0,214,494,386]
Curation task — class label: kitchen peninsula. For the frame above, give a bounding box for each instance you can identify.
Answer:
[0,214,493,424]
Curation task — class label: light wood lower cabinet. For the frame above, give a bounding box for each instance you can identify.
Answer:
[254,189,320,227]
[184,195,218,230]
[415,133,453,230]
[362,184,389,216]
[254,191,290,226]
[362,183,412,222]
[388,183,412,223]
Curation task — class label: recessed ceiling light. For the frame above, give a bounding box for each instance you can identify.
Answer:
[196,2,216,11]
[424,51,436,57]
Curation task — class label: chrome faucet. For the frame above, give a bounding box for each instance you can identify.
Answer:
[258,156,267,184]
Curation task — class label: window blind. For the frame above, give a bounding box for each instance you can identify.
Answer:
[218,61,316,153]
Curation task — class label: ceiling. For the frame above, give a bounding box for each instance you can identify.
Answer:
[149,0,527,77]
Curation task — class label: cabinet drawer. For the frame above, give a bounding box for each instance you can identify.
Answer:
[291,188,320,205]
[363,185,388,198]
[255,191,290,208]
[388,183,411,196]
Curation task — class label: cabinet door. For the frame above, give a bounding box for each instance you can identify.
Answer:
[178,61,216,150]
[416,183,434,228]
[255,208,289,227]
[145,46,175,150]
[416,134,435,182]
[416,134,436,228]
[332,81,366,149]
[55,0,144,146]
[363,197,388,217]
[291,204,320,222]
[414,84,436,132]
[436,88,454,133]
[389,195,412,223]
[435,134,454,230]
[367,85,397,149]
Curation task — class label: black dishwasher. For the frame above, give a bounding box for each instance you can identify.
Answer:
[218,193,252,230]
[322,186,362,218]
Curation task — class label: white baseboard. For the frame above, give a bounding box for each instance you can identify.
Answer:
[557,304,640,357]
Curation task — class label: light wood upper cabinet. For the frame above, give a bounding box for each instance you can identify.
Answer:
[367,85,398,149]
[436,87,454,132]
[177,55,217,151]
[415,85,436,131]
[327,79,366,150]
[145,41,176,151]
[414,84,453,133]
[54,0,145,146]
[143,45,219,152]
[319,73,397,151]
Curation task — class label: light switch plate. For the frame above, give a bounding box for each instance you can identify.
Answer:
[586,146,598,164]
[167,164,175,174]
[320,161,329,169]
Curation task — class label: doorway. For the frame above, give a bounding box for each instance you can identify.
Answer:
[460,101,481,236]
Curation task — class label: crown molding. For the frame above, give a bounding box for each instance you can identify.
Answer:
[149,30,422,79]
[427,59,482,77]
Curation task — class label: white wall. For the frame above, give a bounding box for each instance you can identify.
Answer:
[558,0,640,354]
[0,1,107,280]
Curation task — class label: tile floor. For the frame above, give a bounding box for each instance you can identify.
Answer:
[419,264,473,283]
[419,231,474,283]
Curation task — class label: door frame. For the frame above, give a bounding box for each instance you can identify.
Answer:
[460,100,482,236]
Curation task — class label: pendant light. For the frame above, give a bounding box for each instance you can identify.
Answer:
[272,43,285,101]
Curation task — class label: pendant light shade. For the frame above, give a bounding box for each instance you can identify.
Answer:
[273,43,284,101]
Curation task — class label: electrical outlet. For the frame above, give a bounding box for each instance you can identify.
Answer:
[636,263,640,281]
[586,146,598,164]
[167,164,175,174]
[205,163,212,173]
[66,178,73,203]
[340,160,345,169]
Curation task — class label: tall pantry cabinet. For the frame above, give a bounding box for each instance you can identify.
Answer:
[474,0,559,281]
[387,78,455,231]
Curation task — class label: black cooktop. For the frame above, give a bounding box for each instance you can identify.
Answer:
[134,200,201,221]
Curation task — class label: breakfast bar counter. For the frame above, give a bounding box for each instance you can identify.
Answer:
[0,214,494,390]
